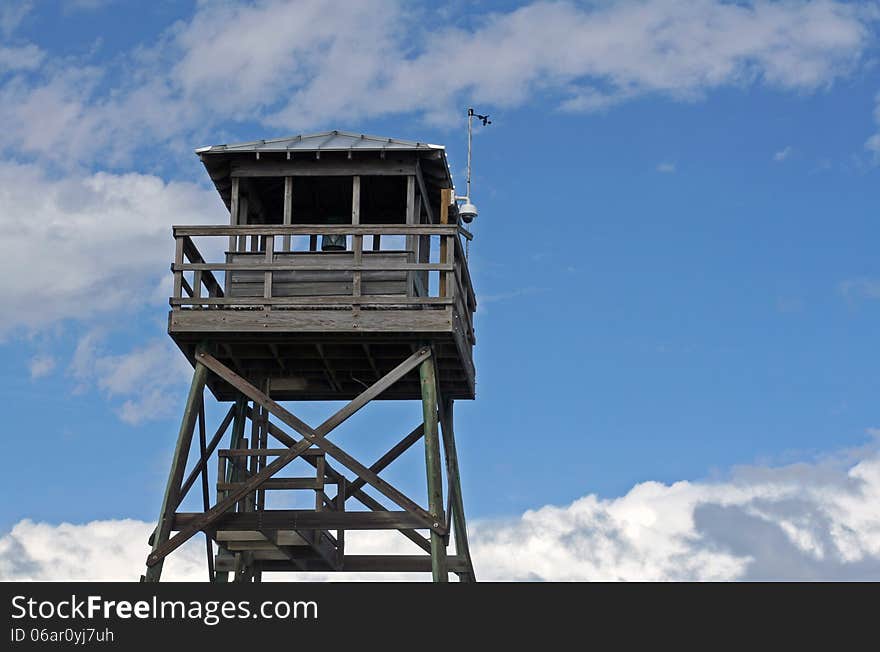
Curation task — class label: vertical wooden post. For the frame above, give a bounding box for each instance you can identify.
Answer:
[439,397,476,582]
[439,188,451,298]
[405,176,416,297]
[172,236,184,309]
[213,395,247,583]
[144,348,209,582]
[239,195,249,253]
[282,176,292,252]
[264,235,274,311]
[419,355,447,582]
[229,177,240,254]
[197,398,214,582]
[352,176,362,305]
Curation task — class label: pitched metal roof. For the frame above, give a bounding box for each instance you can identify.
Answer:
[196,130,444,154]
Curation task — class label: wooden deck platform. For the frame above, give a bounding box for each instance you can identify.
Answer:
[168,224,476,401]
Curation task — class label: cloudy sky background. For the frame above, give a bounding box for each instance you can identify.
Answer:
[2,0,880,580]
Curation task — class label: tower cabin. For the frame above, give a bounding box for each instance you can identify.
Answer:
[169,131,477,402]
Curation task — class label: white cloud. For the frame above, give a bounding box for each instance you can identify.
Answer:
[0,160,220,336]
[28,354,56,379]
[0,43,44,72]
[0,0,32,37]
[4,438,880,580]
[68,335,193,424]
[0,0,875,165]
[839,278,880,301]
[657,162,676,173]
[774,145,793,161]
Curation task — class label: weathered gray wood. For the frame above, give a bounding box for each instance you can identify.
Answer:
[228,177,240,259]
[420,356,447,582]
[143,352,208,582]
[196,350,443,531]
[215,555,471,573]
[218,478,329,491]
[282,176,292,252]
[171,295,453,306]
[176,404,234,509]
[169,308,453,334]
[257,417,432,554]
[174,224,458,237]
[230,159,417,178]
[352,175,362,299]
[174,510,427,530]
[438,396,476,582]
[197,398,214,581]
[180,259,448,272]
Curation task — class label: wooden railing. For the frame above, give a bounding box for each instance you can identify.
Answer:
[170,225,474,337]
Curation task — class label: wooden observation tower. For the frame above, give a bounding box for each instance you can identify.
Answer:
[142,131,477,582]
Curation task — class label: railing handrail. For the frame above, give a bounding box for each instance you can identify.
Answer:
[170,225,475,325]
[173,224,459,237]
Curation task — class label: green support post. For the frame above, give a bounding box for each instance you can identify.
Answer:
[440,398,476,582]
[214,394,248,583]
[419,355,448,582]
[144,348,209,582]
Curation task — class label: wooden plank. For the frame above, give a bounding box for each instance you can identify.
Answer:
[178,261,451,272]
[171,295,453,306]
[218,478,327,491]
[169,308,453,334]
[173,510,427,530]
[235,555,471,573]
[174,224,458,237]
[219,448,325,457]
[230,159,417,178]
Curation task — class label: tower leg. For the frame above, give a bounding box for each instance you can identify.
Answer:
[419,357,448,582]
[214,395,247,583]
[143,354,208,582]
[440,398,477,582]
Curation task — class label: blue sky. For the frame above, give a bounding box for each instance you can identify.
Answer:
[2,0,880,580]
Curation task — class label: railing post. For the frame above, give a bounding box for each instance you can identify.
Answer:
[282,177,292,252]
[406,176,416,297]
[352,176,362,306]
[439,189,451,298]
[172,235,184,310]
[264,235,274,311]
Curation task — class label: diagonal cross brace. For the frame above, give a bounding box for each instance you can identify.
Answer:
[146,347,442,568]
[255,413,432,554]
